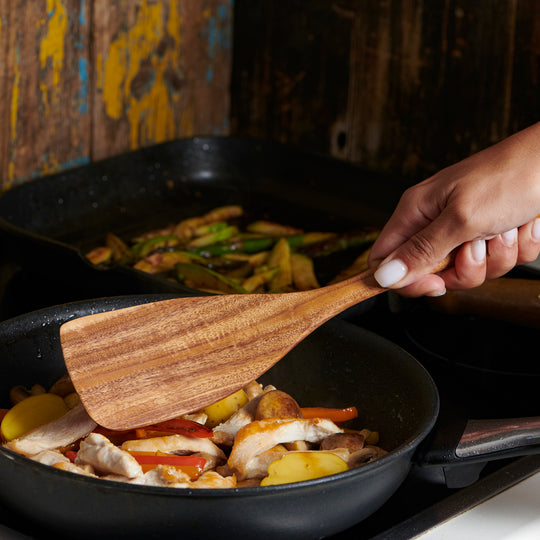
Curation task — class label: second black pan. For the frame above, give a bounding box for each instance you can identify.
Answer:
[0,136,404,318]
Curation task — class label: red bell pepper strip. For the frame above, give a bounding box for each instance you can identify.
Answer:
[129,452,206,478]
[131,453,206,468]
[139,418,213,438]
[93,426,139,445]
[300,406,358,424]
[65,450,78,463]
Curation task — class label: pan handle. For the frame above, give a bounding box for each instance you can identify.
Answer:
[456,417,540,458]
[427,277,540,329]
[415,415,540,488]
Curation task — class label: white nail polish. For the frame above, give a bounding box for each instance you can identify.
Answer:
[471,239,486,262]
[374,259,408,288]
[427,288,446,297]
[501,228,517,247]
[532,218,540,242]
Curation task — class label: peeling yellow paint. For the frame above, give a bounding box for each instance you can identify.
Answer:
[101,0,188,148]
[39,0,68,105]
[167,0,181,47]
[10,64,20,143]
[103,35,129,119]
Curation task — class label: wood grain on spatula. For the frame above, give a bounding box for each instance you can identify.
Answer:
[60,259,449,430]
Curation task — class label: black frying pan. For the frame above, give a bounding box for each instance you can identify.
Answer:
[0,295,437,540]
[0,136,404,320]
[1,295,540,539]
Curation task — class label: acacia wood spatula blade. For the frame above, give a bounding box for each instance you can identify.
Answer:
[60,260,448,430]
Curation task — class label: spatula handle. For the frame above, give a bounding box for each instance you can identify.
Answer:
[320,254,453,317]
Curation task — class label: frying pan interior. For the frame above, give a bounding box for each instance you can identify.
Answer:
[0,295,438,539]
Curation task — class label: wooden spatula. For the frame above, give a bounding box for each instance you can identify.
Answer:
[60,260,448,430]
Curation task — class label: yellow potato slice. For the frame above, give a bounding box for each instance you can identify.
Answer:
[261,452,348,486]
[201,389,249,428]
[1,393,69,441]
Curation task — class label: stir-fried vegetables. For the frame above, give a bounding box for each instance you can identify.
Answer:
[2,376,387,489]
[85,205,380,294]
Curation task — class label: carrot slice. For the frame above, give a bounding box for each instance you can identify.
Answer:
[300,406,358,424]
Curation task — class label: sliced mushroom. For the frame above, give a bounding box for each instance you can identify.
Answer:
[243,381,264,400]
[255,390,303,420]
[320,432,366,453]
[348,445,388,468]
[48,374,75,397]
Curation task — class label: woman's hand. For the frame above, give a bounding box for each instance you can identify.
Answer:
[368,122,540,297]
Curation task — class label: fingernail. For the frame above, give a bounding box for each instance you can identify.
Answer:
[501,228,517,247]
[374,259,408,288]
[533,218,540,242]
[427,288,446,297]
[471,239,486,262]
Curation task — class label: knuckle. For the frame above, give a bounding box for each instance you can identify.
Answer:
[404,233,438,266]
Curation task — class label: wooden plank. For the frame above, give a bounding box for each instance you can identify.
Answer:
[231,0,540,182]
[0,0,91,188]
[0,1,9,186]
[91,0,232,160]
[0,0,232,187]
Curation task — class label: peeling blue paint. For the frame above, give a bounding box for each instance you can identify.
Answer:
[202,5,232,61]
[218,4,229,19]
[79,0,86,25]
[77,57,88,113]
[25,155,90,181]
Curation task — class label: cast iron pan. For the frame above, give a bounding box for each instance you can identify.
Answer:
[0,136,403,319]
[1,296,540,539]
[0,295,438,540]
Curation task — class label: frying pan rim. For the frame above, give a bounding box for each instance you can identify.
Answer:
[0,299,439,498]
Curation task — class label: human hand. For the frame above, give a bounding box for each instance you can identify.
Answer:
[368,122,540,297]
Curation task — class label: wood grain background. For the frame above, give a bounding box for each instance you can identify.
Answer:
[231,0,540,185]
[0,0,232,188]
[1,0,538,189]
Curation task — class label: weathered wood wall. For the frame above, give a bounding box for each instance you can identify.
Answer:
[2,1,538,190]
[231,0,540,186]
[0,0,232,189]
